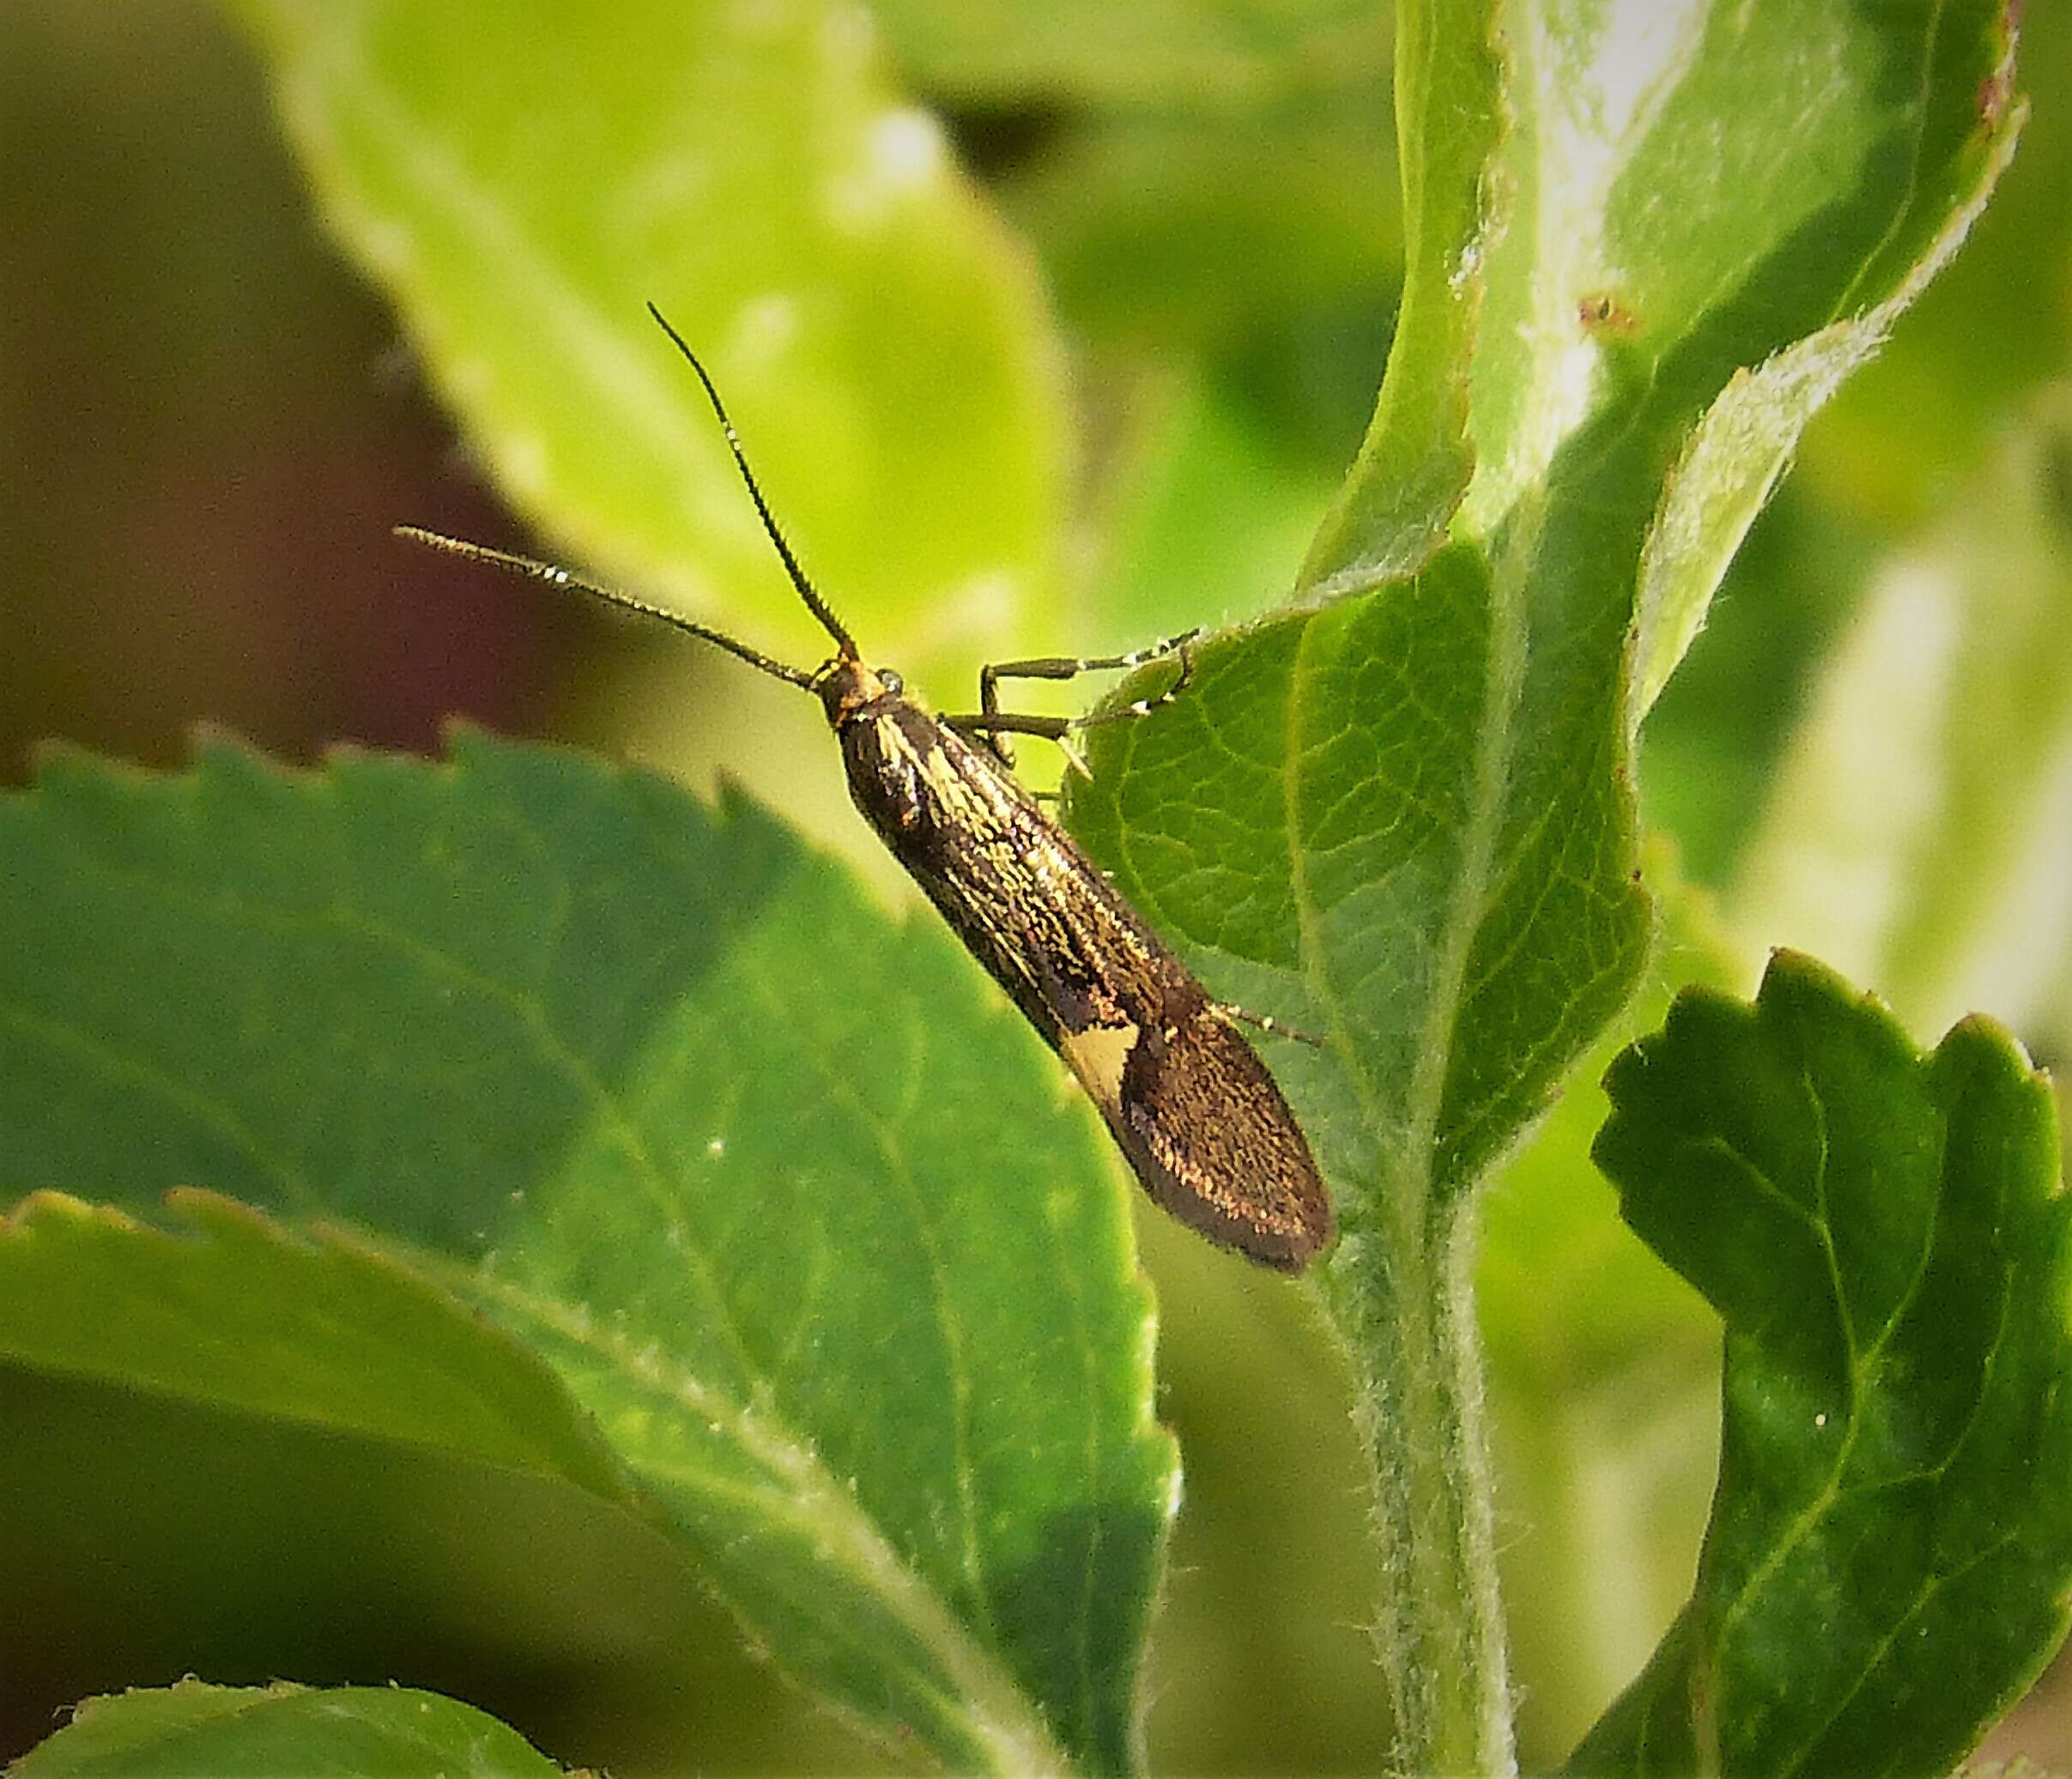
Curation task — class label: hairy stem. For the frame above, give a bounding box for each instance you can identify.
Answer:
[1324,1192,1514,1777]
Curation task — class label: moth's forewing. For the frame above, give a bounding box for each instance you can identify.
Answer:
[1118,1007,1330,1272]
[409,318,1330,1271]
[835,687,1331,1272]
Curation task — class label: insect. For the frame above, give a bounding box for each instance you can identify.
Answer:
[400,305,1333,1272]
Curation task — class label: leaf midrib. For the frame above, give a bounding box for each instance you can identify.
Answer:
[447,1260,1076,1776]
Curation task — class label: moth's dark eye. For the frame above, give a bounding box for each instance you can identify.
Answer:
[881,669,905,695]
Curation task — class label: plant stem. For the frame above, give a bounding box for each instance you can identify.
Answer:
[1324,1194,1514,1777]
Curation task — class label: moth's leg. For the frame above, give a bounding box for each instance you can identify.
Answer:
[1063,638,1196,731]
[940,711,1095,784]
[942,711,1071,742]
[1215,1002,1325,1049]
[948,635,1198,760]
[971,627,1203,764]
[978,626,1202,711]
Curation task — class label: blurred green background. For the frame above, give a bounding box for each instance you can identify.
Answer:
[3,1,2069,1772]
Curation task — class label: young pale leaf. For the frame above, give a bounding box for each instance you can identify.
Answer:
[9,1681,561,1779]
[223,0,1062,686]
[0,730,1173,1776]
[1575,952,2072,1777]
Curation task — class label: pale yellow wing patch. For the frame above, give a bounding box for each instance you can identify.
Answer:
[1057,1020,1139,1115]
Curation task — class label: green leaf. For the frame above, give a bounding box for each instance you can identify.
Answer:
[0,1189,630,1497]
[873,0,1390,108]
[1575,952,2072,1776]
[0,731,1174,1775]
[1299,0,1499,589]
[1467,0,2020,723]
[1069,3,2025,1771]
[1730,387,2072,1040]
[222,0,1063,689]
[7,1680,561,1778]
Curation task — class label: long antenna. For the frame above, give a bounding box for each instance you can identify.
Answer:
[393,527,816,689]
[645,301,857,658]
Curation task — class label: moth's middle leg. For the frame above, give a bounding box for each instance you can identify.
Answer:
[1215,1002,1325,1050]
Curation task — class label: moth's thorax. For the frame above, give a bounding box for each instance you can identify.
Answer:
[814,656,910,729]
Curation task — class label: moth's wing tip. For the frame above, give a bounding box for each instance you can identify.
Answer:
[1254,1239,1317,1275]
[1246,1197,1335,1274]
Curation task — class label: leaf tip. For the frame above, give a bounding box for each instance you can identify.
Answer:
[3,1189,128,1237]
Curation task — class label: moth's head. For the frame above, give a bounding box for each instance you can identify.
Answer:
[812,655,906,727]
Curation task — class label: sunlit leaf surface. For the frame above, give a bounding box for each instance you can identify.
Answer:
[0,732,1174,1773]
[9,1680,563,1779]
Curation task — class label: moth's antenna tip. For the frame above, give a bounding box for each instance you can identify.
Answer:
[643,301,857,658]
[389,521,816,691]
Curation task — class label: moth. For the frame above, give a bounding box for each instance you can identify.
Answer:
[401,306,1333,1272]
